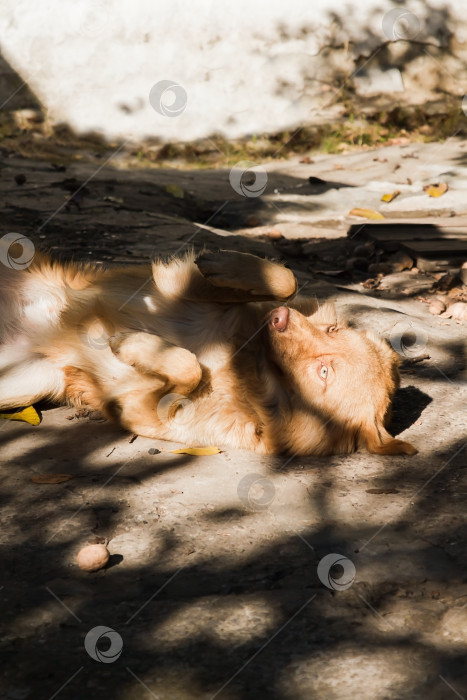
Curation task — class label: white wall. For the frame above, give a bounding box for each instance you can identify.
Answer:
[1,0,466,143]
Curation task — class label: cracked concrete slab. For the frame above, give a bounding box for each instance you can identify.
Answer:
[0,140,466,700]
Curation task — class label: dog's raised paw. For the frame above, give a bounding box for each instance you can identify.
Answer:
[109,332,132,358]
[196,251,254,289]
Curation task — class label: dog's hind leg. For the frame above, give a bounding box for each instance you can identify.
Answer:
[195,250,297,301]
[0,357,64,409]
[154,250,297,304]
[109,332,202,395]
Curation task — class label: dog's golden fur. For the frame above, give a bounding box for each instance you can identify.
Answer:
[0,249,416,456]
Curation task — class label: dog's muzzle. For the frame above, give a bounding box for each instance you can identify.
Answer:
[269,306,289,332]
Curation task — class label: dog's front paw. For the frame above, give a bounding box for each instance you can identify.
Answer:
[109,332,132,359]
[196,250,256,290]
[196,251,228,284]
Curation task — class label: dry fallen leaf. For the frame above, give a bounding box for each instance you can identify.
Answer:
[170,446,221,456]
[31,473,73,484]
[0,405,41,425]
[362,278,381,289]
[381,190,400,203]
[165,184,184,199]
[349,208,384,220]
[423,182,448,197]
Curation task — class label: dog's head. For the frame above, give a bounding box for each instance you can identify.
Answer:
[266,303,417,456]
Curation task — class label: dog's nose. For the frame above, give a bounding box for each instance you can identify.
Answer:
[270,306,289,332]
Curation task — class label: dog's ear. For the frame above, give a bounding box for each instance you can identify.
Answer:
[306,302,346,329]
[360,422,417,455]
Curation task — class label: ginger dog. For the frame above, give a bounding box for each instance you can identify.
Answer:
[0,249,416,456]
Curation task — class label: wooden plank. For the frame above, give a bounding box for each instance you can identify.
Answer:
[348,223,467,242]
[401,240,467,255]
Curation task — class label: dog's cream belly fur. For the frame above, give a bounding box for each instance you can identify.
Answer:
[0,271,67,407]
[160,391,262,451]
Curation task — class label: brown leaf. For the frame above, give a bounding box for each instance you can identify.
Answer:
[423,182,448,197]
[31,473,73,484]
[349,208,384,220]
[362,278,381,289]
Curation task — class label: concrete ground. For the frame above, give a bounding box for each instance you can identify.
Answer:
[0,139,466,700]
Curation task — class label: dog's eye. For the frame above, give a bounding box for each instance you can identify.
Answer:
[327,325,337,333]
[319,365,328,380]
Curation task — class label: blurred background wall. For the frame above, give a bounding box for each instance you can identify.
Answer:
[1,0,467,143]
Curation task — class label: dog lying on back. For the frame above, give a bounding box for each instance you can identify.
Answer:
[0,249,416,456]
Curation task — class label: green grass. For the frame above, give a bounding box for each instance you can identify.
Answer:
[2,102,466,169]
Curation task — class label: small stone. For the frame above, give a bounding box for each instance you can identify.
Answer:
[245,214,261,228]
[266,228,282,240]
[428,299,446,315]
[76,544,110,572]
[148,447,161,455]
[443,302,467,321]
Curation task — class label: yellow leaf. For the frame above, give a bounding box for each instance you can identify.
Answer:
[348,208,385,220]
[423,183,448,197]
[0,406,41,425]
[381,190,400,203]
[170,446,221,456]
[166,184,184,199]
[31,474,73,484]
